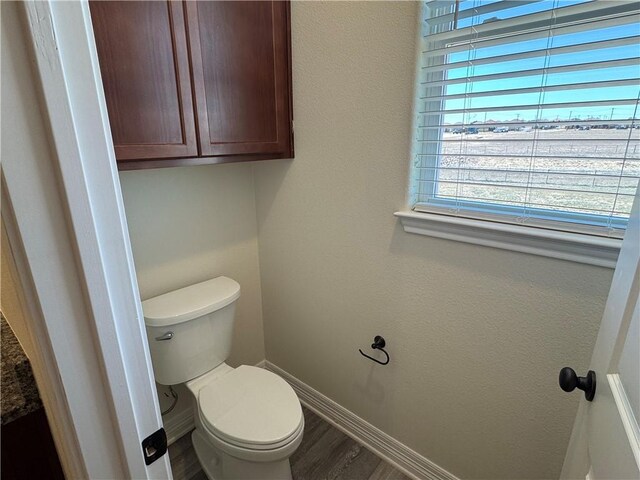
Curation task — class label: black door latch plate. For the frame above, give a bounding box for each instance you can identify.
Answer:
[141,428,167,466]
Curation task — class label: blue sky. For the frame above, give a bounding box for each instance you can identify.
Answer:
[426,0,640,124]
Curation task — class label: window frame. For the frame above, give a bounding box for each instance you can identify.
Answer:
[397,0,636,266]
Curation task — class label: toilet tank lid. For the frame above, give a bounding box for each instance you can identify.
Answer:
[142,277,240,327]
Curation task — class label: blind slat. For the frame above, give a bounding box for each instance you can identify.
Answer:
[425,0,544,26]
[423,12,640,57]
[421,35,640,75]
[416,136,640,144]
[420,79,640,101]
[420,57,639,87]
[413,166,640,179]
[414,205,631,220]
[418,120,638,129]
[416,196,630,215]
[425,1,639,44]
[416,157,640,165]
[417,178,637,196]
[419,98,640,115]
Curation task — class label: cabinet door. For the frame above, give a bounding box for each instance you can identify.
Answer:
[90,1,197,162]
[186,1,293,159]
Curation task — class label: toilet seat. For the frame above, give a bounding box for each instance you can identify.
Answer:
[198,365,303,451]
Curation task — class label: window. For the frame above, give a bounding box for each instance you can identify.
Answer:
[410,0,640,239]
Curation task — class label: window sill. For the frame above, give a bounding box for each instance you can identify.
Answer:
[394,210,621,268]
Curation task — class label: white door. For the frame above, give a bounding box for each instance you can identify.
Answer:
[3,1,173,478]
[562,193,640,479]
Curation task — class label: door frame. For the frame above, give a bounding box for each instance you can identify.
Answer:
[2,1,171,478]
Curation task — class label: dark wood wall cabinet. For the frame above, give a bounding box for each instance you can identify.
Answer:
[90,1,293,170]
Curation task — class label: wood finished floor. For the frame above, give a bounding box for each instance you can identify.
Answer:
[169,407,411,480]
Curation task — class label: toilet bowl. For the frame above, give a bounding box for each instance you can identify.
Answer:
[187,364,304,479]
[142,277,303,479]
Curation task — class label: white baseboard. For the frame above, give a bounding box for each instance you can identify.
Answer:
[264,361,458,480]
[164,406,194,446]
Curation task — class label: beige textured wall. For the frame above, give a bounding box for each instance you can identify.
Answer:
[254,2,613,478]
[119,164,264,367]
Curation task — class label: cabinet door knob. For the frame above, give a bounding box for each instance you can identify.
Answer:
[559,367,596,401]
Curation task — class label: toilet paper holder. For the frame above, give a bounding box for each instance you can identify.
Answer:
[359,335,390,365]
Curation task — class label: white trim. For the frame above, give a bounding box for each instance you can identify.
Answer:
[165,408,196,447]
[15,2,171,478]
[264,361,459,480]
[607,374,640,469]
[1,197,87,479]
[394,210,621,268]
[3,1,125,476]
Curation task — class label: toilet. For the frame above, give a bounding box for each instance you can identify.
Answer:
[142,276,304,480]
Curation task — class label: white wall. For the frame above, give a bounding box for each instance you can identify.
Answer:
[119,164,264,367]
[253,2,613,478]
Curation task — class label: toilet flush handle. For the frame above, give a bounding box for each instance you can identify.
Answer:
[155,332,174,341]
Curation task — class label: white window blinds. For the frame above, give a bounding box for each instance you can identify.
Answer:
[412,0,640,237]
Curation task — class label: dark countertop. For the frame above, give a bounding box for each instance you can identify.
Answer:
[1,314,43,425]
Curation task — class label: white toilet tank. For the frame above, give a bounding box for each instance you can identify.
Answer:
[142,277,240,385]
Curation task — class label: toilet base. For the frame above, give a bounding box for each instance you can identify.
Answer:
[191,429,293,480]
